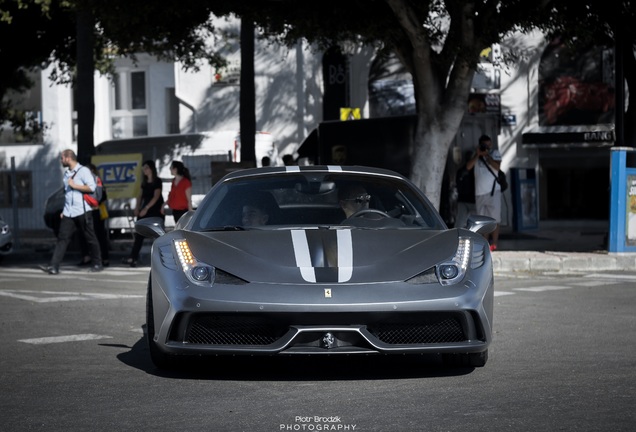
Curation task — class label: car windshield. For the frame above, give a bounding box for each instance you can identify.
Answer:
[192,172,445,231]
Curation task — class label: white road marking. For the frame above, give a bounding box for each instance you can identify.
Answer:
[0,267,147,285]
[514,285,571,292]
[570,281,620,287]
[18,334,112,345]
[0,290,143,303]
[494,291,515,297]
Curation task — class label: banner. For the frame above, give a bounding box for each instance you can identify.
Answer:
[91,153,143,199]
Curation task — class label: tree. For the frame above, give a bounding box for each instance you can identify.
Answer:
[222,0,554,208]
[0,0,76,141]
[3,0,560,195]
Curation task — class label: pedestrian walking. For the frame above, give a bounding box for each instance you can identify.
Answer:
[39,150,102,274]
[122,160,164,266]
[162,160,193,223]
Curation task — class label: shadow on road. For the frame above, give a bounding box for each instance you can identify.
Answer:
[116,336,477,381]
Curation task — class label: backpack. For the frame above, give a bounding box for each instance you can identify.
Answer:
[72,167,103,208]
[84,174,103,207]
[496,170,508,193]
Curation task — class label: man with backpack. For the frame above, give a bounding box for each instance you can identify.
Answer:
[466,135,503,251]
[39,149,102,274]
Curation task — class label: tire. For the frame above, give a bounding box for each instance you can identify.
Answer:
[443,350,488,368]
[146,278,178,370]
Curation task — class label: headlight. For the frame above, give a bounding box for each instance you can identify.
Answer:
[174,239,215,286]
[439,264,459,279]
[436,237,471,286]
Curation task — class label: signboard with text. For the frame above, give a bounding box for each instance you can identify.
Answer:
[91,153,143,199]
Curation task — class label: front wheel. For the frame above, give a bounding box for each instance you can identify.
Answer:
[146,278,178,370]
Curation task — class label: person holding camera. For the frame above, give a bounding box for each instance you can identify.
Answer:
[466,134,502,251]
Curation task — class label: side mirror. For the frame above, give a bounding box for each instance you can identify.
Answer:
[135,217,165,239]
[466,215,497,235]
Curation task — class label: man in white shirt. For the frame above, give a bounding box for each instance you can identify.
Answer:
[39,149,103,274]
[466,135,502,251]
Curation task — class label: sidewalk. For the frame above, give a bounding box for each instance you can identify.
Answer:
[494,220,635,273]
[3,221,635,274]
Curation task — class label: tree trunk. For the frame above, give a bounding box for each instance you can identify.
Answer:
[410,116,462,210]
[240,18,256,165]
[408,63,473,210]
[75,8,95,165]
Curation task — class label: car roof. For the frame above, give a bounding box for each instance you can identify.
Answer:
[219,165,409,182]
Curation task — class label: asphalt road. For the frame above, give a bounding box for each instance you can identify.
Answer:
[0,264,634,432]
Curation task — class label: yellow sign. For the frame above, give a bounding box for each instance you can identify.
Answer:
[91,153,143,199]
[340,107,361,121]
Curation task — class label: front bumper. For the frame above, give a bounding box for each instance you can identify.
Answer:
[162,310,489,355]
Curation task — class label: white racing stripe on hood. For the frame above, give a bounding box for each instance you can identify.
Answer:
[337,229,353,282]
[291,229,354,283]
[291,230,316,282]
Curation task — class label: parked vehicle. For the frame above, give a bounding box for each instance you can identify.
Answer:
[0,215,14,258]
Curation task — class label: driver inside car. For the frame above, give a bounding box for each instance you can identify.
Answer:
[339,185,371,219]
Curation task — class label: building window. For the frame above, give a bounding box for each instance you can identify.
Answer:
[111,70,148,138]
[0,171,33,208]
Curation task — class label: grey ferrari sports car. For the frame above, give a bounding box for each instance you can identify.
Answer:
[136,166,497,369]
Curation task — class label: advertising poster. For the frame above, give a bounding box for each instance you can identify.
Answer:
[538,38,615,126]
[627,175,636,246]
[91,153,143,199]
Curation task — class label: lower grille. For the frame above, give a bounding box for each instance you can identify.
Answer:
[185,315,286,345]
[177,312,470,346]
[367,315,466,344]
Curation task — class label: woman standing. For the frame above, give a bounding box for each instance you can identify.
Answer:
[123,160,164,267]
[163,160,193,223]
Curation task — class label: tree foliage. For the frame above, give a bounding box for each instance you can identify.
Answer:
[0,0,75,140]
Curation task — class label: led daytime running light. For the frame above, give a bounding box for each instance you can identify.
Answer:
[174,239,196,270]
[455,237,471,270]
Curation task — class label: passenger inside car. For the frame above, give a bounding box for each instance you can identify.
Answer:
[241,192,278,226]
[242,204,270,226]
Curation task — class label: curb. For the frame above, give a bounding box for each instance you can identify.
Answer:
[492,251,636,273]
